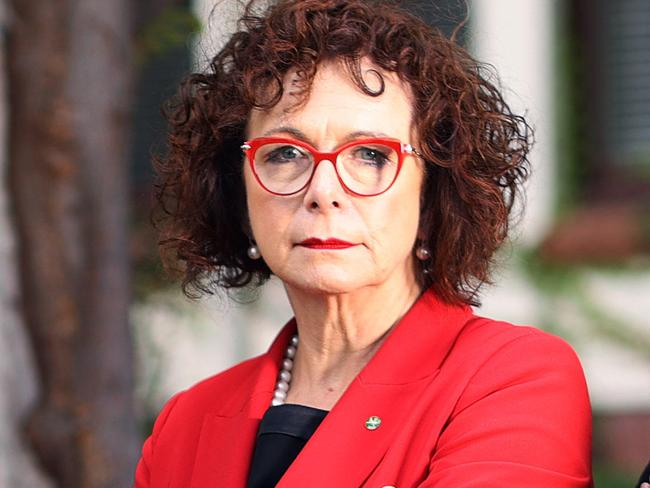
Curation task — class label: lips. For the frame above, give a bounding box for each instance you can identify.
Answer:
[297,238,358,249]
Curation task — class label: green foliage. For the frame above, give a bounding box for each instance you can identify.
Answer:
[593,463,638,488]
[132,247,176,302]
[516,248,650,359]
[136,6,202,66]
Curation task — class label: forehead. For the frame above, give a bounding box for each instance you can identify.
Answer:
[246,59,415,143]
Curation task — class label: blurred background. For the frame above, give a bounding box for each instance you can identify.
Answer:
[0,0,648,486]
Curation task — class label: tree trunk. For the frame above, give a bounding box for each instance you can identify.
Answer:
[7,0,139,486]
[0,2,54,485]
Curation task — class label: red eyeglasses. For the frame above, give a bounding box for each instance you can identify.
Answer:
[241,137,422,197]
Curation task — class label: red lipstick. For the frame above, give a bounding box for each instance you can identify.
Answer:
[298,238,357,249]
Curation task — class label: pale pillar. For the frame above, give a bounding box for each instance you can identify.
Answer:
[470,0,556,247]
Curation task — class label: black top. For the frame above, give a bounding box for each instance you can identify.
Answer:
[637,460,650,488]
[246,403,329,488]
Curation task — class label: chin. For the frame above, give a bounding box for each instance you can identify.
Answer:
[284,268,372,296]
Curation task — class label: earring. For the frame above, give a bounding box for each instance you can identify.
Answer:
[247,242,261,260]
[415,244,431,261]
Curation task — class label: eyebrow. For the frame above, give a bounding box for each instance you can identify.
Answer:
[261,126,394,145]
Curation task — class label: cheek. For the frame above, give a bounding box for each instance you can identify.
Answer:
[247,193,273,241]
[367,193,420,251]
[373,180,423,253]
[245,182,293,252]
[244,169,271,239]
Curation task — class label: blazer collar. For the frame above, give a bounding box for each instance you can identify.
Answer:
[189,287,473,487]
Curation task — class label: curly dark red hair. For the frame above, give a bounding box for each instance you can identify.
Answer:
[153,0,532,306]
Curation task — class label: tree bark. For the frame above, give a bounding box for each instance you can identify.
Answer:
[0,1,54,485]
[7,0,139,486]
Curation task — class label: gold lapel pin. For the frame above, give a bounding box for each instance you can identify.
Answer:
[365,415,382,430]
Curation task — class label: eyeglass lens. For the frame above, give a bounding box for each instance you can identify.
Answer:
[253,142,399,195]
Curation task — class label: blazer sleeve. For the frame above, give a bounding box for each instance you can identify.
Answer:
[133,392,183,488]
[418,331,593,488]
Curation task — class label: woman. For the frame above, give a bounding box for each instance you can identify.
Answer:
[135,0,593,486]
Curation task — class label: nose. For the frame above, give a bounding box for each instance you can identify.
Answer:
[302,158,345,210]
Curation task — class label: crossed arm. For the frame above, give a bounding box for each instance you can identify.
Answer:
[417,333,593,488]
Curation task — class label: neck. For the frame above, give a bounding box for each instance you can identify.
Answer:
[282,276,422,407]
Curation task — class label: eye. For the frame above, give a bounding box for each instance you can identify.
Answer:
[353,146,390,166]
[266,145,307,163]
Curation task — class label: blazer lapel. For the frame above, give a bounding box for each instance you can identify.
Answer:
[189,319,298,487]
[189,401,263,487]
[277,289,472,486]
[189,288,472,487]
[276,372,441,487]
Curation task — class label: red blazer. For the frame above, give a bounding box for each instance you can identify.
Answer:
[134,288,593,487]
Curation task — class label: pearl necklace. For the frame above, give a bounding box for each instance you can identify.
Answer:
[271,333,299,406]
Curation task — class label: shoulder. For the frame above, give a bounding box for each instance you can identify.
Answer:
[456,314,584,368]
[449,315,589,409]
[135,351,270,483]
[156,352,266,421]
[426,316,593,484]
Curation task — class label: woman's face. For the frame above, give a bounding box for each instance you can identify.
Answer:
[244,59,425,296]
